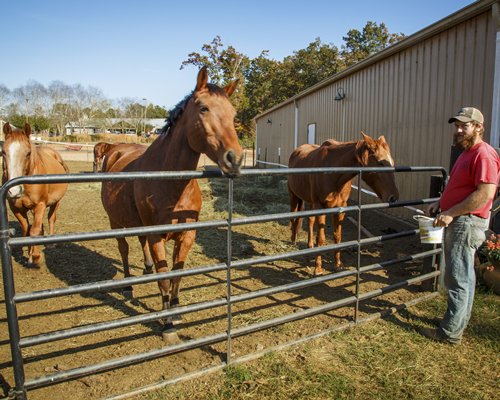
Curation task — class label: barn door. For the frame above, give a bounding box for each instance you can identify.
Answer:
[307,123,316,144]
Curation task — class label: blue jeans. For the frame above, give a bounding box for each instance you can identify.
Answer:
[440,215,488,343]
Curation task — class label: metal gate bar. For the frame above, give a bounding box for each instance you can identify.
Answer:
[18,246,441,349]
[23,269,440,390]
[0,166,446,399]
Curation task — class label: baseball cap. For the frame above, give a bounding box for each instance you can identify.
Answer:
[448,107,484,124]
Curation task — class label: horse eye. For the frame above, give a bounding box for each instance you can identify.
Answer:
[200,105,209,114]
[26,152,31,158]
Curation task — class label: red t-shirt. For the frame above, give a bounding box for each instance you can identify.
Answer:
[440,141,500,219]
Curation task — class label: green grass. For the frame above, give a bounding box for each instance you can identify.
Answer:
[141,290,498,400]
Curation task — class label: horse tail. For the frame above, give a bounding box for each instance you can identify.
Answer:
[288,187,304,243]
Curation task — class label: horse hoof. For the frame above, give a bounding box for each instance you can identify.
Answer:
[26,262,41,269]
[143,265,154,275]
[30,254,43,265]
[333,265,344,273]
[314,268,324,276]
[162,331,181,344]
[172,314,183,324]
[161,323,180,343]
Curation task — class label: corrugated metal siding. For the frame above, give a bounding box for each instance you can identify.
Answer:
[256,103,295,166]
[256,8,496,217]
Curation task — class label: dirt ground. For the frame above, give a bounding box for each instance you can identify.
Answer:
[0,152,430,400]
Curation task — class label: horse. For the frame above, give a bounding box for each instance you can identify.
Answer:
[93,142,117,172]
[1,122,69,267]
[100,142,153,280]
[100,66,243,340]
[288,132,399,275]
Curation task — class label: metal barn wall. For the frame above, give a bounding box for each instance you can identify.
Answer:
[255,102,296,166]
[255,1,498,213]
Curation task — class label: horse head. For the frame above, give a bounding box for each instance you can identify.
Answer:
[183,67,243,177]
[2,122,33,199]
[355,132,399,203]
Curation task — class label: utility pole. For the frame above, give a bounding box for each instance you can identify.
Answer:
[142,98,147,134]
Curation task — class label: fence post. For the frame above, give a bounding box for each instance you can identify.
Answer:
[421,175,445,292]
[0,192,27,400]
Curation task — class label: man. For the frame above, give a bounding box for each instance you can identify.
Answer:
[421,107,500,345]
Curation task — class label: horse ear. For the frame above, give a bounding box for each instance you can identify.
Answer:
[361,131,371,142]
[23,123,32,137]
[196,66,209,91]
[361,131,376,147]
[224,79,239,97]
[355,140,370,166]
[378,135,387,144]
[3,122,12,136]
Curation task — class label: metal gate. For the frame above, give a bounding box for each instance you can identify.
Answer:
[0,166,446,400]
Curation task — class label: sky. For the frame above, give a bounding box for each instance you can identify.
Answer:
[1,0,475,110]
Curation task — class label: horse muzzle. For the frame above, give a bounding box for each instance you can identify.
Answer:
[386,193,399,203]
[221,150,242,177]
[7,185,23,199]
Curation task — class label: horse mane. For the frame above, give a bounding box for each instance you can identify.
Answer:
[159,83,227,135]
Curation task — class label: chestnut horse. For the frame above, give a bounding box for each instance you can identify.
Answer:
[100,142,153,280]
[288,132,399,275]
[93,142,145,173]
[2,123,69,266]
[93,142,117,172]
[101,67,242,339]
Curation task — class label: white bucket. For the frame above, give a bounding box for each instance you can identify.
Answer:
[413,215,443,244]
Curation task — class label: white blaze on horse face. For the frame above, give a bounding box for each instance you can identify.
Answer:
[386,153,395,167]
[5,142,25,198]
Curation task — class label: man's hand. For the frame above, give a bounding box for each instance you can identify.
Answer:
[434,213,453,227]
[427,202,440,217]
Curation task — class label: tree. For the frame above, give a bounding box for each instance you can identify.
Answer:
[181,36,251,137]
[242,52,282,124]
[0,84,10,117]
[341,21,405,66]
[283,38,344,95]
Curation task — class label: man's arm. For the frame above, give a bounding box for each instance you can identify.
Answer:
[434,183,497,227]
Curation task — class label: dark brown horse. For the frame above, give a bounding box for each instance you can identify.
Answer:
[93,142,117,172]
[2,123,69,266]
[101,67,242,340]
[288,132,399,275]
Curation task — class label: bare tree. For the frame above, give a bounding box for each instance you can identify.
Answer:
[0,84,10,117]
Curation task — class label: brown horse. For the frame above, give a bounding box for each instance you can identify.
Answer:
[2,123,69,266]
[101,67,242,339]
[100,142,153,281]
[93,142,117,172]
[288,132,399,275]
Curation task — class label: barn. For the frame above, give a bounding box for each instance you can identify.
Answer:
[254,0,500,213]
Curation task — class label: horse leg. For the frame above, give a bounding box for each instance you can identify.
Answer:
[307,215,315,248]
[12,209,29,259]
[148,235,178,341]
[28,203,46,267]
[289,192,303,243]
[138,236,154,275]
[333,212,346,272]
[116,237,133,298]
[170,230,196,324]
[47,202,61,248]
[314,212,327,275]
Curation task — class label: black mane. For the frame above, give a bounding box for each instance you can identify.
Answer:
[159,91,193,135]
[159,83,226,135]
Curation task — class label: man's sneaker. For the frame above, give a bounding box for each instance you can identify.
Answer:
[418,327,460,345]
